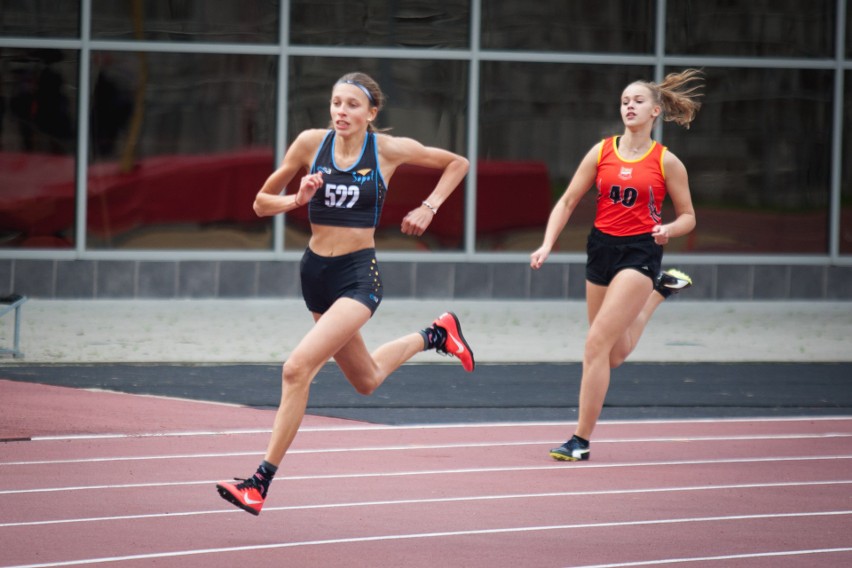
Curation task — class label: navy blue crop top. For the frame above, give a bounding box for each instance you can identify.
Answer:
[307,130,387,228]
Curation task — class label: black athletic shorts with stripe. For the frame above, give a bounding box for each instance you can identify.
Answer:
[300,247,383,315]
[585,227,661,286]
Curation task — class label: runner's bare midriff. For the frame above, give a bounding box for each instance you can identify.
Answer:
[308,224,375,257]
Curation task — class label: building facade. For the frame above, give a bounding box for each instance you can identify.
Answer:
[1,0,851,300]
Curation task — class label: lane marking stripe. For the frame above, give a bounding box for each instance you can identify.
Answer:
[3,511,851,568]
[2,479,851,528]
[14,415,852,442]
[2,455,851,495]
[2,432,851,467]
[571,547,852,568]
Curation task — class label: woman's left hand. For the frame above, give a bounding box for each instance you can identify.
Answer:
[401,205,434,236]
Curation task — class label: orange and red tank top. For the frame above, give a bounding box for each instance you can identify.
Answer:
[594,135,667,237]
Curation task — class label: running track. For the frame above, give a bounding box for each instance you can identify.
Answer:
[1,379,851,567]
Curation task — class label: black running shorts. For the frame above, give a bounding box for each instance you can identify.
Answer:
[300,247,383,315]
[585,227,662,286]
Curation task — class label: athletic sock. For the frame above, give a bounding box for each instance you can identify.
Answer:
[419,325,446,351]
[254,461,277,497]
[259,460,277,476]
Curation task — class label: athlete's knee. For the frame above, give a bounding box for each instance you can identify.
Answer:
[349,373,380,396]
[608,334,635,369]
[584,332,610,362]
[353,382,376,396]
[281,357,314,390]
[609,352,627,369]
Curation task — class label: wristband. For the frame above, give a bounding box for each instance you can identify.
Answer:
[294,194,302,207]
[421,200,437,215]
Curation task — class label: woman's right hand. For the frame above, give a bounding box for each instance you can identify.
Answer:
[296,172,324,205]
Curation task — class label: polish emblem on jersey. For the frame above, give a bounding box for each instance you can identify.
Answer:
[618,167,633,180]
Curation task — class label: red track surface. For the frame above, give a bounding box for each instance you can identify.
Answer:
[2,379,851,567]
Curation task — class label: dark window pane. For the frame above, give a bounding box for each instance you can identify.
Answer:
[667,68,831,254]
[666,0,834,58]
[482,0,654,53]
[0,48,79,249]
[478,62,649,251]
[290,0,469,48]
[86,52,277,250]
[91,0,279,43]
[842,71,852,255]
[848,6,852,59]
[285,57,469,251]
[0,0,80,38]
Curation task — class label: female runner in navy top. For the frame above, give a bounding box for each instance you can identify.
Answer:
[216,72,475,516]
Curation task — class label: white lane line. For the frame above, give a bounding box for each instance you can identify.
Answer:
[2,455,851,495]
[572,547,852,567]
[3,511,851,568]
[4,432,851,467]
[25,429,273,441]
[2,479,851,529]
[16,415,852,442]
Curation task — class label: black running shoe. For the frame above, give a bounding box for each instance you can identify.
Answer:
[654,268,692,299]
[549,435,590,462]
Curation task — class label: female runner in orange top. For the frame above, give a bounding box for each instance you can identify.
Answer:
[530,69,704,461]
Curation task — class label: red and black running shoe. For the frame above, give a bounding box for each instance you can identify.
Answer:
[216,476,266,516]
[432,311,475,372]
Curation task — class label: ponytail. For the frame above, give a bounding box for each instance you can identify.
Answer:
[635,69,705,129]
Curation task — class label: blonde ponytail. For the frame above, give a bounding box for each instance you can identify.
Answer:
[635,69,705,129]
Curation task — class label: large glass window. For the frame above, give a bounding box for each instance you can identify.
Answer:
[0,1,80,38]
[666,67,832,254]
[284,57,469,251]
[477,62,650,252]
[290,0,469,48]
[91,0,279,44]
[86,51,277,250]
[482,1,654,53]
[666,0,834,58]
[842,71,852,255]
[477,64,833,255]
[0,48,78,248]
[0,1,848,260]
[848,3,852,59]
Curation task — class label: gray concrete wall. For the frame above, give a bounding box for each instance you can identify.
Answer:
[2,259,851,300]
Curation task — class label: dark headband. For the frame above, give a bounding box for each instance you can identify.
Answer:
[337,79,375,105]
